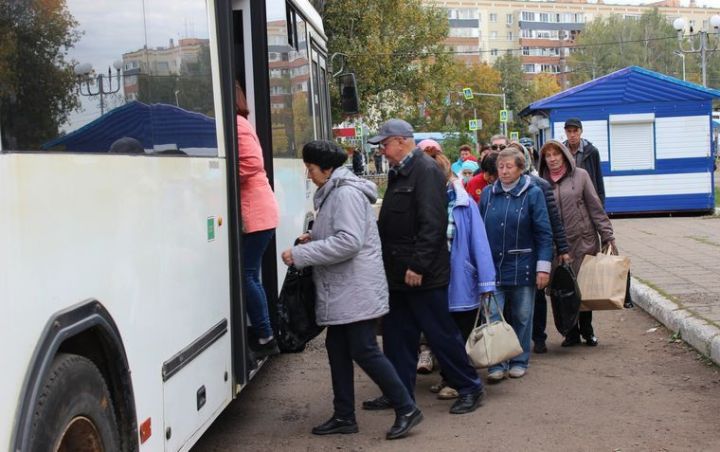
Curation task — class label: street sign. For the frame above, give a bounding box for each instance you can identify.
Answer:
[468,119,479,131]
[510,131,519,140]
[499,110,508,123]
[463,87,474,100]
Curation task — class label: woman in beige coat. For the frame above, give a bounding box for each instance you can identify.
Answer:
[538,139,616,347]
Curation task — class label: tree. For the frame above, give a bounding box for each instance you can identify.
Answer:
[0,0,81,149]
[529,73,562,103]
[322,0,449,124]
[569,9,681,85]
[493,54,530,136]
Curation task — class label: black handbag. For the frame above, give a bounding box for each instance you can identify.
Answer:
[549,263,582,336]
[275,265,324,353]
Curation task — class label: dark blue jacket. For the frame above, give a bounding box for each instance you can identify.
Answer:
[479,175,553,287]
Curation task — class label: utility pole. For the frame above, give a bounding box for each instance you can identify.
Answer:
[673,16,720,87]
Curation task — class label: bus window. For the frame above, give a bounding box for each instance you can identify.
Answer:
[266,0,313,158]
[0,0,217,156]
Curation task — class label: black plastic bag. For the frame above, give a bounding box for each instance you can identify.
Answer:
[275,265,324,353]
[549,263,582,336]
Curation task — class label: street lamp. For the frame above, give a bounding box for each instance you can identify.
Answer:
[673,50,686,81]
[75,60,123,115]
[673,15,720,87]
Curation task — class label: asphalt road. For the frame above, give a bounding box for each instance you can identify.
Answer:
[193,306,720,452]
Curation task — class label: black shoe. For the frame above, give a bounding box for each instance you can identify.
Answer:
[584,336,599,347]
[311,416,358,435]
[533,341,547,354]
[449,390,484,414]
[251,338,280,359]
[561,336,581,347]
[362,395,392,411]
[386,408,423,440]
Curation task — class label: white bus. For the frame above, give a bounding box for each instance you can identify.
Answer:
[0,0,342,450]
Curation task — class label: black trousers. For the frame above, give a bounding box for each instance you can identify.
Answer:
[566,311,594,340]
[383,287,482,397]
[532,289,547,344]
[326,319,414,419]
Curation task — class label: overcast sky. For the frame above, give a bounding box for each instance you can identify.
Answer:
[599,0,719,6]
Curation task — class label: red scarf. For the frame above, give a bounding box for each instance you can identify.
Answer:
[549,164,567,183]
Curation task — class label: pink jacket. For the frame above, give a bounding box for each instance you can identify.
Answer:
[237,115,279,233]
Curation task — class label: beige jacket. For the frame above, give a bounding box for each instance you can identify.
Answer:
[539,140,614,274]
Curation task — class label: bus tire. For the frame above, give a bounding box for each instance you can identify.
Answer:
[28,353,121,452]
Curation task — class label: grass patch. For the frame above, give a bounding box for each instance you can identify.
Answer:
[716,185,719,208]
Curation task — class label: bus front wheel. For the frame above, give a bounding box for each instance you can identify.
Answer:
[29,353,121,452]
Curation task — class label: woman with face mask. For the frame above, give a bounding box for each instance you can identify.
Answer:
[460,160,479,187]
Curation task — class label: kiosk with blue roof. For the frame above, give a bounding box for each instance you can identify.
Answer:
[521,66,720,214]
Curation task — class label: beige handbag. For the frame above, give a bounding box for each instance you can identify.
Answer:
[577,245,631,311]
[465,294,523,369]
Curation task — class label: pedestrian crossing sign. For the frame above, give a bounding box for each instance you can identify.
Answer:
[463,88,473,100]
[510,131,519,140]
[469,119,479,131]
[499,110,508,123]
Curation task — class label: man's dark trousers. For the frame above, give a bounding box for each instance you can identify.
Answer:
[383,287,482,398]
[532,289,547,345]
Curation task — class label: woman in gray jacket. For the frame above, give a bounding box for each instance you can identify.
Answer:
[281,140,421,441]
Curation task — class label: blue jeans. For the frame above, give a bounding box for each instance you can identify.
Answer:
[242,229,275,339]
[488,285,535,373]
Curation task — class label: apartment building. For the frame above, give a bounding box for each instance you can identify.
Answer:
[432,0,720,76]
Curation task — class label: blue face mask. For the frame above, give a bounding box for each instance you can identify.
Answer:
[462,174,471,184]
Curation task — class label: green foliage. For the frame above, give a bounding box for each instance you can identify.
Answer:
[322,0,449,123]
[569,9,682,85]
[0,0,81,149]
[441,131,475,162]
[493,54,530,135]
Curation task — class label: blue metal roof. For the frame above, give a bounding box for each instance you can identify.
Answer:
[43,101,217,152]
[522,66,720,116]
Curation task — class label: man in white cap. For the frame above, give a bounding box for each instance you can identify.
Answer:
[362,118,485,415]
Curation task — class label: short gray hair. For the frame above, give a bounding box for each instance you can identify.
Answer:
[497,148,526,170]
[490,134,508,144]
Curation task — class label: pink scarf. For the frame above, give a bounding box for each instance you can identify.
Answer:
[549,164,567,183]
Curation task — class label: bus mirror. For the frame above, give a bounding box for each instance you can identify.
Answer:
[338,73,359,115]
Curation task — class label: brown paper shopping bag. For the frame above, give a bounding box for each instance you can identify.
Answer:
[576,247,631,311]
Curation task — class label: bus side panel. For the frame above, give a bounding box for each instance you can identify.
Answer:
[0,154,232,451]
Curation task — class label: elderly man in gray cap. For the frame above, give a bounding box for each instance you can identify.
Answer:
[362,118,484,415]
[563,118,605,204]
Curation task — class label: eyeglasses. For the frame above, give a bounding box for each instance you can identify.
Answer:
[491,144,506,151]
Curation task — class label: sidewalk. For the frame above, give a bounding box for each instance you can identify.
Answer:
[613,215,720,366]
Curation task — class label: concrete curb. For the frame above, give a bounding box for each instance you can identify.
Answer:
[631,277,720,366]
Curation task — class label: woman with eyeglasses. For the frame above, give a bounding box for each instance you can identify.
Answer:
[479,147,553,382]
[281,140,422,440]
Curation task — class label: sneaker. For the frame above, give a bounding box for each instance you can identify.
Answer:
[429,380,446,394]
[437,386,459,400]
[508,367,526,378]
[417,349,434,374]
[584,336,599,347]
[487,369,506,382]
[533,341,547,354]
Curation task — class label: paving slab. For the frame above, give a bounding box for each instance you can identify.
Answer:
[613,215,720,365]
